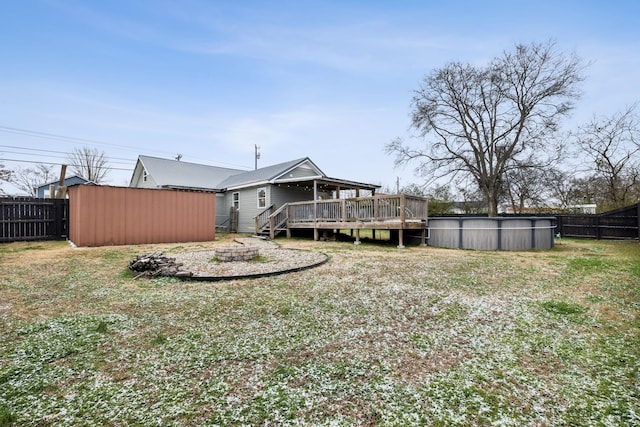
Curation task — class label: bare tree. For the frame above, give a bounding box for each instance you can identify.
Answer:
[67,147,110,183]
[545,168,583,210]
[386,41,585,216]
[0,161,13,195]
[502,167,549,213]
[424,184,455,215]
[575,104,640,210]
[10,164,55,196]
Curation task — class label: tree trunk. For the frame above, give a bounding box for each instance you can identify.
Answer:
[487,191,499,217]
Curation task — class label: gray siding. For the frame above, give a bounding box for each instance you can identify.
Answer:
[232,186,269,233]
[227,184,319,233]
[283,164,320,180]
[130,164,158,189]
[270,185,314,208]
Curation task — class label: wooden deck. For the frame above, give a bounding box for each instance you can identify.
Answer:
[256,194,428,247]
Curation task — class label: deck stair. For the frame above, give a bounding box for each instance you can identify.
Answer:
[255,204,288,239]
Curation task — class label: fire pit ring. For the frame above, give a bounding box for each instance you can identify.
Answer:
[214,245,259,262]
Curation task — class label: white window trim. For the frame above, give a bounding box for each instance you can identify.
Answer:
[257,187,267,208]
[232,192,240,210]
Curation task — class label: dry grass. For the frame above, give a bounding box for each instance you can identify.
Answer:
[1,236,639,426]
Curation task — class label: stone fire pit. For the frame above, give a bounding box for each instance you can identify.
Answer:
[171,237,329,281]
[214,244,259,262]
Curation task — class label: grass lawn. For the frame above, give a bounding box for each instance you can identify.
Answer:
[0,236,639,426]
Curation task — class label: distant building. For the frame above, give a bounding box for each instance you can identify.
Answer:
[567,204,597,214]
[36,175,91,198]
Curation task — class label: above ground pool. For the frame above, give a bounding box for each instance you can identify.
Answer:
[428,217,556,250]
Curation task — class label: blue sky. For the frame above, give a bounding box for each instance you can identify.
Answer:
[1,0,639,194]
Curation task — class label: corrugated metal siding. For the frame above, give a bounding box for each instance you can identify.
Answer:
[463,219,499,250]
[533,218,554,249]
[68,185,216,247]
[428,218,460,249]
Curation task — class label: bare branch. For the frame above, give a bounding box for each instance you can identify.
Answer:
[386,41,585,216]
[67,147,110,183]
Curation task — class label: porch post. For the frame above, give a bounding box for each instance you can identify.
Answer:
[354,228,361,245]
[313,180,318,240]
[398,194,406,248]
[398,229,405,249]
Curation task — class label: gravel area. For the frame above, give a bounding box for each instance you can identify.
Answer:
[172,237,328,278]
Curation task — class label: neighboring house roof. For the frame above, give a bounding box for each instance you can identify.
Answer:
[132,155,246,191]
[218,157,323,190]
[36,175,90,191]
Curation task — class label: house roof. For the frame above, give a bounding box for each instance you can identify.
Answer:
[133,155,379,192]
[218,157,323,190]
[133,155,246,190]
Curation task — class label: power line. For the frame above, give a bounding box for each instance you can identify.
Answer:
[0,157,134,172]
[0,144,137,164]
[0,150,134,167]
[0,125,253,170]
[0,126,137,151]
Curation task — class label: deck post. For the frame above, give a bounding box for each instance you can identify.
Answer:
[420,228,426,246]
[286,205,291,238]
[269,215,275,240]
[354,228,361,245]
[398,194,406,248]
[398,228,405,249]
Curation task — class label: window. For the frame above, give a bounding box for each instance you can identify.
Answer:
[232,192,239,210]
[257,187,266,208]
[142,169,148,182]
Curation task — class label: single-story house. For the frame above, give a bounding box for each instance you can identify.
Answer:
[129,155,380,233]
[36,175,91,198]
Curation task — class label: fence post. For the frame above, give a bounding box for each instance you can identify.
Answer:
[53,199,65,239]
[637,203,640,240]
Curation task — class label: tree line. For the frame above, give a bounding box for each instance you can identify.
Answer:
[386,41,639,215]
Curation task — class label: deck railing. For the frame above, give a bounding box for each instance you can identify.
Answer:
[286,194,428,225]
[268,205,289,238]
[255,204,275,233]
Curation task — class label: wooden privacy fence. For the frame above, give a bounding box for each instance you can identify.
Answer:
[556,203,639,240]
[0,197,68,243]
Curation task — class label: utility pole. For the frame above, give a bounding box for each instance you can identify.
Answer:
[254,145,260,170]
